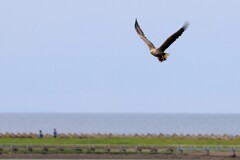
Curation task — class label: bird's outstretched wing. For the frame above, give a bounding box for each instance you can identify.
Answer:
[157,21,189,52]
[135,19,155,50]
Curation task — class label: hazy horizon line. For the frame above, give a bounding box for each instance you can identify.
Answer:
[0,112,240,114]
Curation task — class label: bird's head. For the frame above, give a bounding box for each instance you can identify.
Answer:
[158,53,169,62]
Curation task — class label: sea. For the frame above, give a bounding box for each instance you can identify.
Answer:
[1,113,240,135]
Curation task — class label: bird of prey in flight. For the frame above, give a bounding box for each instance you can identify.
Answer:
[135,19,189,62]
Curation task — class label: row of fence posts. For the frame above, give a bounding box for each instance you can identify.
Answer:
[0,145,238,157]
[0,145,172,154]
[177,146,237,157]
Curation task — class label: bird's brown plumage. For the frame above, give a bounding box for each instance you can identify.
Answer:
[157,22,189,53]
[135,19,189,62]
[134,20,155,50]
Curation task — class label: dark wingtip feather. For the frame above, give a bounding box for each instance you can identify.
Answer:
[182,21,190,30]
[134,19,141,35]
[135,18,139,28]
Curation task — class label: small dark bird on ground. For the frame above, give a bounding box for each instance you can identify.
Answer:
[135,19,189,62]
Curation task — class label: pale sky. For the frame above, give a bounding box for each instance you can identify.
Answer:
[0,0,239,113]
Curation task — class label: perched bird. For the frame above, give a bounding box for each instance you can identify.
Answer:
[135,19,189,62]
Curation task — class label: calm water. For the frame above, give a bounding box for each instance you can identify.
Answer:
[1,113,240,135]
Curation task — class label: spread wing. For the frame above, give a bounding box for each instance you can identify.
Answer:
[135,19,155,50]
[157,21,189,52]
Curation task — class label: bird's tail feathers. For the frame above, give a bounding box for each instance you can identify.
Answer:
[158,53,170,62]
[164,53,170,59]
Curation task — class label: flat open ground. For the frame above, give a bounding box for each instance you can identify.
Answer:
[1,135,240,159]
[0,152,239,160]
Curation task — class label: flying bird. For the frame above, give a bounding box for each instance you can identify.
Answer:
[135,19,189,62]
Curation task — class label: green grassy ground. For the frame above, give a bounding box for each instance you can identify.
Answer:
[0,137,240,146]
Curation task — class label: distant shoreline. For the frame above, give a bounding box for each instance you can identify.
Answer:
[0,132,240,140]
[1,113,240,135]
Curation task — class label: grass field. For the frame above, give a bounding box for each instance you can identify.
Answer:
[0,137,240,146]
[0,137,240,159]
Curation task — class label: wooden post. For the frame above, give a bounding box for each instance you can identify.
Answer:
[74,146,82,152]
[167,148,174,154]
[204,147,210,156]
[120,148,127,153]
[0,146,3,154]
[42,145,48,154]
[58,145,64,152]
[206,149,210,156]
[105,148,111,153]
[232,148,236,157]
[11,145,18,153]
[26,145,33,153]
[150,147,157,153]
[136,146,142,153]
[176,147,183,154]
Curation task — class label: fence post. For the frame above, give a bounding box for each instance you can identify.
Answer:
[232,148,236,157]
[26,145,33,153]
[42,145,48,154]
[177,146,183,154]
[0,145,2,154]
[204,147,210,156]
